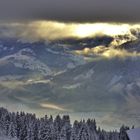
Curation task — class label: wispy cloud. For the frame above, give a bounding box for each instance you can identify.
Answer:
[75,45,140,58]
[40,103,69,111]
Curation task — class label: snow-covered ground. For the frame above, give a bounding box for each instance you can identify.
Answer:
[127,128,140,140]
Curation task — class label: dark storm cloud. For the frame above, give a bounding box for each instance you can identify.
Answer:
[0,0,140,22]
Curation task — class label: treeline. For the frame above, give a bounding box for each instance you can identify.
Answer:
[0,107,130,140]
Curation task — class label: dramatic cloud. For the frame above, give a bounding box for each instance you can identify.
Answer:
[1,21,140,59]
[0,21,140,42]
[0,0,140,22]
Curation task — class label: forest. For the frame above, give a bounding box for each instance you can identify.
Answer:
[0,107,130,140]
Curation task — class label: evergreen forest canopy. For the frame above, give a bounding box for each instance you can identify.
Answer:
[0,107,131,140]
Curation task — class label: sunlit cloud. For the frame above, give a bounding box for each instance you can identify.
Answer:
[75,45,140,58]
[1,20,140,59]
[0,21,140,43]
[40,103,68,111]
[74,23,130,37]
[101,48,140,58]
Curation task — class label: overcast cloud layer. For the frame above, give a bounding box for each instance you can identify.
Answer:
[0,0,140,22]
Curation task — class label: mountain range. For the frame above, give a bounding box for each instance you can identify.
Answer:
[0,36,140,128]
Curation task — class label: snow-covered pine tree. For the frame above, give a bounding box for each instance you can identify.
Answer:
[70,126,77,140]
[119,125,129,140]
[62,115,72,140]
[60,125,67,140]
[0,107,132,140]
[8,122,17,138]
[38,118,52,140]
[77,123,91,140]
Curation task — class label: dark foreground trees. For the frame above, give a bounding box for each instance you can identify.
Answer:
[0,108,130,140]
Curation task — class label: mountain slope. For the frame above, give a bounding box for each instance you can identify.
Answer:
[0,38,140,115]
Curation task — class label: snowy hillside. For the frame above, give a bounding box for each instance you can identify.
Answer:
[0,38,86,78]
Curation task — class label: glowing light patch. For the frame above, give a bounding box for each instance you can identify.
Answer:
[40,103,67,111]
[74,23,130,38]
[29,21,140,41]
[1,21,140,42]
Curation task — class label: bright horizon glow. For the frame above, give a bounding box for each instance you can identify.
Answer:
[1,21,140,41]
[33,21,140,40]
[74,23,130,37]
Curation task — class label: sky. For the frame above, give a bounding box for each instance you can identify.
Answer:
[0,0,140,129]
[0,0,140,22]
